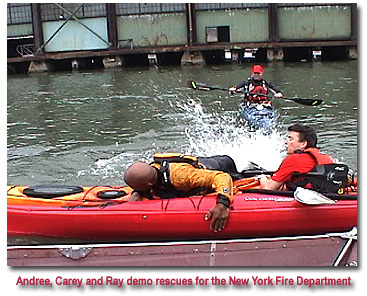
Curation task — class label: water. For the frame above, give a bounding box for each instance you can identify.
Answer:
[7,61,358,190]
[7,61,358,245]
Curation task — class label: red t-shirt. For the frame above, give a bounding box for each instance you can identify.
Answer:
[271,153,317,183]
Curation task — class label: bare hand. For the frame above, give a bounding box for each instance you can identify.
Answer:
[205,203,230,232]
[229,87,237,95]
[274,92,283,98]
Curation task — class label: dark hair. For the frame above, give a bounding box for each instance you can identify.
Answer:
[287,124,317,148]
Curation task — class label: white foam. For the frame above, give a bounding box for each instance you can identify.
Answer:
[179,99,285,171]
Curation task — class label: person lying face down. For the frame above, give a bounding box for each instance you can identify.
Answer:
[124,158,234,233]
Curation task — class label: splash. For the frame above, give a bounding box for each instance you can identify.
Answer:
[82,97,285,182]
[178,98,285,172]
[77,150,148,183]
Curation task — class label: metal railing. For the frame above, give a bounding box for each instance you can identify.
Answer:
[16,43,35,57]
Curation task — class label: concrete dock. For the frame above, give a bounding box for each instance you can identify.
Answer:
[7,3,357,74]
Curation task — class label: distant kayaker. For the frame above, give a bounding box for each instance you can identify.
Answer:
[259,123,334,191]
[229,64,283,104]
[124,154,240,233]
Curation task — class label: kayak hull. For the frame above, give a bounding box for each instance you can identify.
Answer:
[7,186,357,241]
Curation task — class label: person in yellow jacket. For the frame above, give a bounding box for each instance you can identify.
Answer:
[124,155,235,233]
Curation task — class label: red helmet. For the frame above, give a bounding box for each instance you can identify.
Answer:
[252,65,264,74]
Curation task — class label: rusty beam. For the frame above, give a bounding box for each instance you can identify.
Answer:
[268,3,279,42]
[185,4,197,46]
[30,3,44,54]
[106,3,118,49]
[7,39,357,64]
[350,3,357,41]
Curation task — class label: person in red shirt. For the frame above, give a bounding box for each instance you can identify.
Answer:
[229,65,283,104]
[259,124,333,190]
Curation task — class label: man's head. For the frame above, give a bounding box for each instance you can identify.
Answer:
[286,124,317,154]
[124,162,158,191]
[251,65,264,80]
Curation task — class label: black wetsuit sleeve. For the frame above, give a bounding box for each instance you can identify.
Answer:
[235,79,249,90]
[265,80,281,93]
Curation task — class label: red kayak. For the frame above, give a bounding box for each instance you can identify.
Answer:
[7,183,357,241]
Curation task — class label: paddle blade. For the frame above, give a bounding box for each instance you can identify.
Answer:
[288,97,323,106]
[187,80,211,91]
[187,80,227,91]
[294,187,336,205]
[187,80,198,90]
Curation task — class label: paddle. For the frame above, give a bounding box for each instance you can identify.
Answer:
[237,161,275,178]
[188,80,228,92]
[240,188,357,204]
[294,187,336,205]
[239,169,275,178]
[187,80,323,106]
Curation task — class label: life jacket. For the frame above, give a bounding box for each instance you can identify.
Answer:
[153,153,241,177]
[152,153,204,169]
[246,79,270,102]
[151,153,239,198]
[150,153,207,198]
[303,147,333,165]
[287,148,348,193]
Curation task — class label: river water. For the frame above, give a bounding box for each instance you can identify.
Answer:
[7,61,357,245]
[7,61,358,187]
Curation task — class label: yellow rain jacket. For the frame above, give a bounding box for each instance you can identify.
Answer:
[151,162,234,204]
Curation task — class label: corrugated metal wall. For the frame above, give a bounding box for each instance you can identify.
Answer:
[117,13,187,47]
[196,9,269,43]
[278,5,352,40]
[7,3,355,53]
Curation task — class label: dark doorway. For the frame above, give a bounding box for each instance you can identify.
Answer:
[217,26,230,42]
[206,26,230,43]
